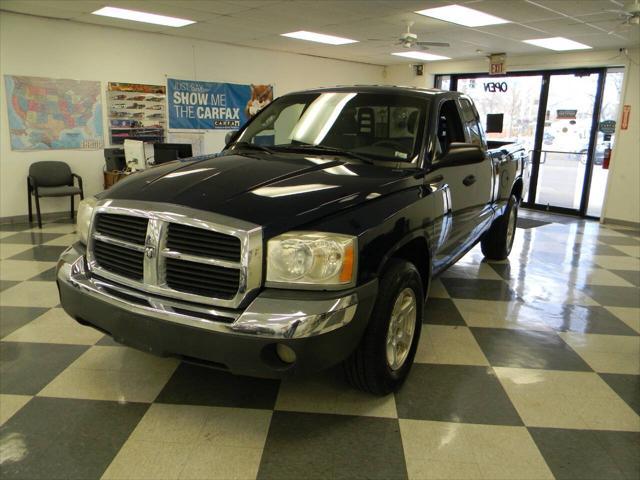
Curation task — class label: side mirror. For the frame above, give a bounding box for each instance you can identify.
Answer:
[438,143,485,167]
[225,130,239,146]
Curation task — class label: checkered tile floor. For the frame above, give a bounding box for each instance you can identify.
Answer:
[0,212,638,480]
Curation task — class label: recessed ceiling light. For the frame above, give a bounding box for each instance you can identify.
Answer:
[392,51,451,61]
[415,4,510,27]
[523,37,592,51]
[281,31,358,45]
[92,6,195,27]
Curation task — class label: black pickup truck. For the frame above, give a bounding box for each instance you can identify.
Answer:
[57,86,528,394]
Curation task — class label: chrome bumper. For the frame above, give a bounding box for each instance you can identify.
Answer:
[57,243,359,340]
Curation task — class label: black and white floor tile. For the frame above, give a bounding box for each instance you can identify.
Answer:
[0,213,638,479]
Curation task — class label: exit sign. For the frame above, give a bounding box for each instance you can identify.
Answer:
[489,53,506,75]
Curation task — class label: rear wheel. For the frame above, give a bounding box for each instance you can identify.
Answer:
[344,259,423,395]
[481,194,518,260]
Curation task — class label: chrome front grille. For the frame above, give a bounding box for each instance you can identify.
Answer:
[86,200,263,309]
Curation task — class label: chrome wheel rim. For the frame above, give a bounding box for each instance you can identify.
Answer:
[386,287,417,371]
[506,206,517,248]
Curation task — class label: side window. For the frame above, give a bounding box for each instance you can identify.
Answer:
[435,100,465,159]
[459,98,485,147]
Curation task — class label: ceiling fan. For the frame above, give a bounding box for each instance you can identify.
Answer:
[369,21,450,49]
[604,0,640,33]
[576,0,640,33]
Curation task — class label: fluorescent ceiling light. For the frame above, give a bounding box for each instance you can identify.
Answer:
[281,31,358,45]
[92,6,195,27]
[415,4,510,27]
[523,37,592,51]
[392,51,451,61]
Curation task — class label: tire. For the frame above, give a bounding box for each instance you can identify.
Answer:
[481,194,518,260]
[344,259,423,395]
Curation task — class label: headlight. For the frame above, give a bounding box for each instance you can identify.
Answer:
[267,232,356,288]
[76,197,98,244]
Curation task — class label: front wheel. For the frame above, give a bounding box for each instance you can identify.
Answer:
[344,259,423,395]
[481,194,518,260]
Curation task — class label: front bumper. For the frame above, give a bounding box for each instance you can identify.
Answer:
[56,243,377,378]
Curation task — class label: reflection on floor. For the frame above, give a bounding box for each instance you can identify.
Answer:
[0,211,638,480]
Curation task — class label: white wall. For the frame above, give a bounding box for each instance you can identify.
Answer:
[0,12,384,219]
[385,49,640,225]
[602,49,640,226]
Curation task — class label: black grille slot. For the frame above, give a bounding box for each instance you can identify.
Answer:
[172,307,235,324]
[167,224,241,262]
[166,258,240,299]
[95,213,149,245]
[93,240,144,280]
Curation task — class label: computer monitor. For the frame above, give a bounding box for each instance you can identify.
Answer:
[124,139,147,170]
[153,143,193,164]
[104,148,126,172]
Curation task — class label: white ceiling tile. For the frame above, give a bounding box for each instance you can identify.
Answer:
[0,0,81,19]
[527,0,621,16]
[473,23,550,40]
[1,0,637,65]
[464,0,562,22]
[156,1,261,15]
[522,17,612,36]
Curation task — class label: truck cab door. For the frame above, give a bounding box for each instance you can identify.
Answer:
[457,96,495,233]
[428,99,494,270]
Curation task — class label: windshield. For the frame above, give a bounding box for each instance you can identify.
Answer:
[232,92,428,163]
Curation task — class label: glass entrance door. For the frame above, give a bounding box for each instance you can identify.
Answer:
[586,69,625,217]
[448,67,621,218]
[532,72,600,212]
[457,75,542,154]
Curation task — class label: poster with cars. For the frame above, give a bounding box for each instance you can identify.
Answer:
[107,82,166,145]
[167,78,273,130]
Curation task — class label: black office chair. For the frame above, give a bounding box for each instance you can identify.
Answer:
[27,161,83,228]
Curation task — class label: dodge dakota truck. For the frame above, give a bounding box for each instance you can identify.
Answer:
[57,86,528,394]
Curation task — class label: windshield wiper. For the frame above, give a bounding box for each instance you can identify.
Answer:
[273,144,375,165]
[228,141,273,154]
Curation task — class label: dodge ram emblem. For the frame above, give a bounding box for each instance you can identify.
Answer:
[144,246,155,259]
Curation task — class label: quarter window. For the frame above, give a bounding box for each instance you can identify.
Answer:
[435,100,465,159]
[459,98,485,147]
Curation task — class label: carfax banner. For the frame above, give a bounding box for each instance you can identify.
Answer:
[167,78,273,130]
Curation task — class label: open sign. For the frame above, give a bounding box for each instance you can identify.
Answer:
[483,82,508,93]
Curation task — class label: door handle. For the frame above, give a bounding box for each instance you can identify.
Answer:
[428,174,444,184]
[463,174,476,186]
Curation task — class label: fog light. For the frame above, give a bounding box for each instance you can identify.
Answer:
[276,343,296,364]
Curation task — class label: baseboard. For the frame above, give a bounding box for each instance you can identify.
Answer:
[0,211,75,225]
[602,217,640,229]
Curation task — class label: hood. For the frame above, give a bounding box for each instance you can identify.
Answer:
[105,152,419,233]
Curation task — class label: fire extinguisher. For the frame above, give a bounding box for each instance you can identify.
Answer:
[602,147,612,170]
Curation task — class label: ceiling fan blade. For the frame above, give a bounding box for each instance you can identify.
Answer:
[568,17,622,26]
[416,41,450,47]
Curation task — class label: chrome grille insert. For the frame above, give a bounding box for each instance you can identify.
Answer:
[95,213,148,244]
[166,257,240,299]
[86,200,263,309]
[167,223,241,261]
[93,239,144,281]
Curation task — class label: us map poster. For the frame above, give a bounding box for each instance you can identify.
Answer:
[4,75,103,151]
[167,78,273,130]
